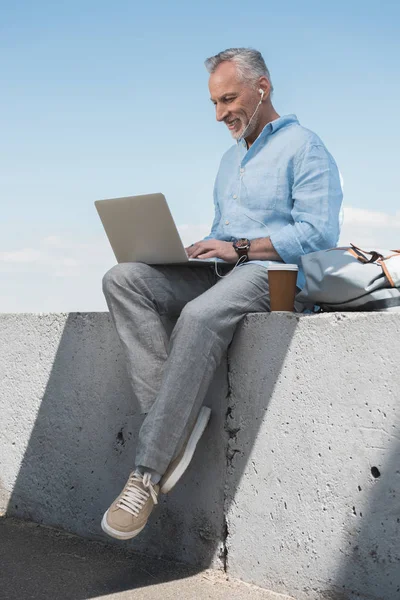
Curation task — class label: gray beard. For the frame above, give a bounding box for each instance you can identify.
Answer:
[230,116,259,141]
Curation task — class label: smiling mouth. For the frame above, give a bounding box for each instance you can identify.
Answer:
[226,119,240,129]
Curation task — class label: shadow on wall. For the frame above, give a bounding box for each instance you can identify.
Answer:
[329,437,400,600]
[5,310,297,599]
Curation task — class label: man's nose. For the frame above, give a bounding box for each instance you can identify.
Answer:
[215,104,229,122]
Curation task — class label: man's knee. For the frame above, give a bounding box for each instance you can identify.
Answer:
[102,262,151,296]
[179,298,209,326]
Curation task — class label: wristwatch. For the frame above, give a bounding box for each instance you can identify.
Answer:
[233,238,251,261]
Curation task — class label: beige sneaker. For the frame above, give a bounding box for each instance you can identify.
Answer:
[101,471,159,540]
[160,406,211,494]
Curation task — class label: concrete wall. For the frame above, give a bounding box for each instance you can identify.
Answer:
[1,312,400,600]
[227,312,400,600]
[0,313,228,569]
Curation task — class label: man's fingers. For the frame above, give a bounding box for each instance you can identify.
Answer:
[185,243,197,257]
[198,251,217,259]
[190,243,216,259]
[185,240,208,257]
[191,249,204,258]
[186,239,216,251]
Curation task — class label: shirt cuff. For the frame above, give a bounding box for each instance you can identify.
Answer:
[269,225,305,265]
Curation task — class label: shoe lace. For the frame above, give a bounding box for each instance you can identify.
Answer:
[116,472,158,517]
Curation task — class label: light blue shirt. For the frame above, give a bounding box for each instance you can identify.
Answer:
[205,114,343,288]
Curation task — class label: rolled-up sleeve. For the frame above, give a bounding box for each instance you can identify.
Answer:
[269,143,343,265]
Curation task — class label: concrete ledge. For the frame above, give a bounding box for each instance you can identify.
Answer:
[1,312,400,600]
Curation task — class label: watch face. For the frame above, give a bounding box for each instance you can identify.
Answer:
[235,238,250,249]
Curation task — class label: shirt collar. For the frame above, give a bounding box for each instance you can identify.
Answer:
[264,113,299,135]
[238,114,299,148]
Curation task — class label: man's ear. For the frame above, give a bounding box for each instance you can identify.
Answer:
[258,76,271,98]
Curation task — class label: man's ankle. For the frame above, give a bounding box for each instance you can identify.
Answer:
[136,466,162,484]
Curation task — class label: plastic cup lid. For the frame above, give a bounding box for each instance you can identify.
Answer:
[267,263,298,271]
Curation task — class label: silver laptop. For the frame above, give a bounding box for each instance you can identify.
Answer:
[95,193,228,266]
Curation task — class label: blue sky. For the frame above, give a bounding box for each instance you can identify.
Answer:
[1,0,400,311]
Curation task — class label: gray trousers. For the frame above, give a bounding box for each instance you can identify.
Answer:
[102,261,271,475]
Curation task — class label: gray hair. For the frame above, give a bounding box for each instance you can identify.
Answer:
[204,48,273,93]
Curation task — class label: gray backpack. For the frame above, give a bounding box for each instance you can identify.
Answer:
[296,244,400,312]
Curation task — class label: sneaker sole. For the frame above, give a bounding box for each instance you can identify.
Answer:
[101,510,146,540]
[160,406,211,494]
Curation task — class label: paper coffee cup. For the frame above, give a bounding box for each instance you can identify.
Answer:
[268,264,299,312]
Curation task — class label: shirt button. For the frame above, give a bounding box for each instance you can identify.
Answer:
[240,168,245,174]
[233,194,237,199]
[225,220,230,225]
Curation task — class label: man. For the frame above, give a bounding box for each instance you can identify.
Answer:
[101,48,343,540]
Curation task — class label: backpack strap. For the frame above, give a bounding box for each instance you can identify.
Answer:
[379,253,400,287]
[350,244,400,267]
[349,244,384,264]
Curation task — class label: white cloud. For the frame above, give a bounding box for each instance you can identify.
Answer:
[41,235,65,248]
[343,207,400,227]
[0,234,114,278]
[0,248,42,263]
[340,206,400,250]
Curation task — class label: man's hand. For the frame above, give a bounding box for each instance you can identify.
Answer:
[185,239,238,262]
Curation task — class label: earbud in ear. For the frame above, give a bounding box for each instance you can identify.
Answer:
[259,89,265,99]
